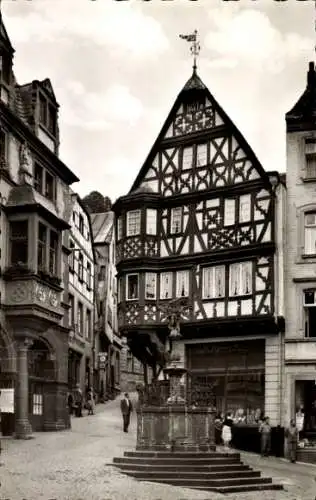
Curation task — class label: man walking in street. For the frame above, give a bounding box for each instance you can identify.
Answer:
[120,393,133,433]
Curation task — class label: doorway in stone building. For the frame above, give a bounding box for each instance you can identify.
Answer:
[295,380,316,438]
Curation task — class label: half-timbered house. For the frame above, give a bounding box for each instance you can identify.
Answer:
[113,66,285,426]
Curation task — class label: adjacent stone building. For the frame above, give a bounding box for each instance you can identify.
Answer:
[85,192,122,400]
[0,14,79,436]
[113,65,286,426]
[67,194,95,398]
[284,61,316,437]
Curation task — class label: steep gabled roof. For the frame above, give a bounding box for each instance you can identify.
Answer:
[286,61,316,132]
[0,12,14,54]
[129,68,271,193]
[90,212,114,245]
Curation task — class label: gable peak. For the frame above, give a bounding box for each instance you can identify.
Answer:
[182,68,206,92]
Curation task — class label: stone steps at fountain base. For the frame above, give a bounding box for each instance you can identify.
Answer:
[111,449,283,494]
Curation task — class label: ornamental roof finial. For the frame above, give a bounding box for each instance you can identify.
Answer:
[179,30,200,74]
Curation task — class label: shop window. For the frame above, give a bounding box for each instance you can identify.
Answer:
[33,394,43,415]
[170,207,183,234]
[160,272,173,300]
[203,265,225,299]
[176,270,189,297]
[145,273,156,299]
[10,220,28,266]
[126,274,139,300]
[127,210,141,236]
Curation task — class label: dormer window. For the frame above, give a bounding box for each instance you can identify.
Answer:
[38,93,57,137]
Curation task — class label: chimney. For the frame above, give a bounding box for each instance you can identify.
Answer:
[307,61,315,88]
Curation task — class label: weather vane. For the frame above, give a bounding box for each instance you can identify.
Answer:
[179,30,200,72]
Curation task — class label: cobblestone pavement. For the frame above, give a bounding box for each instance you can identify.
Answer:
[0,395,316,500]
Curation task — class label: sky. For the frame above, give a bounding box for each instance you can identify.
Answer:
[1,0,315,203]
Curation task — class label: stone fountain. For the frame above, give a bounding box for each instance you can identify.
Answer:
[136,300,216,452]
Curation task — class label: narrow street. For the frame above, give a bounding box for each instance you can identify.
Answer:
[0,396,316,500]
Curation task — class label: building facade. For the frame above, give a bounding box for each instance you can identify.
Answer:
[0,15,79,436]
[67,194,95,399]
[87,198,121,400]
[284,61,316,436]
[113,67,286,426]
[120,343,145,393]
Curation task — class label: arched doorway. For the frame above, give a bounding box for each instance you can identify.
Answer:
[28,338,56,431]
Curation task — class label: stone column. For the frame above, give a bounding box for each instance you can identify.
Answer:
[15,338,33,439]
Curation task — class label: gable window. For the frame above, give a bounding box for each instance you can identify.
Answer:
[224,199,236,226]
[77,302,83,335]
[48,104,56,136]
[38,223,47,271]
[304,290,316,338]
[145,273,156,300]
[304,212,316,255]
[127,210,141,237]
[10,220,28,265]
[160,272,173,300]
[69,240,75,272]
[146,209,157,235]
[171,207,183,234]
[239,194,251,223]
[182,146,193,170]
[117,217,122,240]
[78,252,84,281]
[176,270,189,298]
[203,266,225,299]
[126,274,139,300]
[68,293,74,327]
[39,94,47,125]
[79,214,84,235]
[229,261,252,296]
[86,262,92,290]
[197,143,207,167]
[39,93,57,137]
